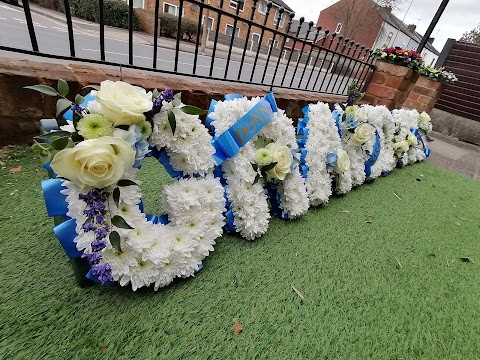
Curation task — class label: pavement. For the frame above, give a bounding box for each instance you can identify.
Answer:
[427,132,480,180]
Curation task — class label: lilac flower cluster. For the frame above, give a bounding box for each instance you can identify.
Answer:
[79,189,113,284]
[145,88,175,120]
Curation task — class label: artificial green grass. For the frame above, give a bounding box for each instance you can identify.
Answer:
[1,147,479,359]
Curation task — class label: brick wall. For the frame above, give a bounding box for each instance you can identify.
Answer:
[0,57,346,146]
[403,77,444,113]
[362,61,419,110]
[143,0,288,47]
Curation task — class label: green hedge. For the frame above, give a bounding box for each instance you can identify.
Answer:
[70,0,141,31]
[159,13,200,41]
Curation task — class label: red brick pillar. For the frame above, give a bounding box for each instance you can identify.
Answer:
[403,77,445,113]
[363,61,419,110]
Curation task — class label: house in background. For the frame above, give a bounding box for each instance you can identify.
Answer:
[316,0,440,65]
[133,0,294,49]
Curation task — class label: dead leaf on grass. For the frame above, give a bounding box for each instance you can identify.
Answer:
[9,166,22,173]
[98,345,107,352]
[232,317,243,334]
[291,285,305,301]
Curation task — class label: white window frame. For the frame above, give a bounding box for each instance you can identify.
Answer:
[201,15,215,31]
[268,38,279,49]
[335,23,343,33]
[273,9,285,28]
[129,0,144,8]
[225,24,241,37]
[251,32,261,43]
[258,0,267,15]
[229,0,244,12]
[163,2,180,16]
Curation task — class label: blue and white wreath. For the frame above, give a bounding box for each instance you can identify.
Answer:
[207,95,309,240]
[391,109,428,166]
[32,80,225,290]
[297,102,352,206]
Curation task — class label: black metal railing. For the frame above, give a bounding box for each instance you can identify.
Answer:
[0,0,376,95]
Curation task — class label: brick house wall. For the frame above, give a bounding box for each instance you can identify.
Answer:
[143,0,290,47]
[315,0,383,49]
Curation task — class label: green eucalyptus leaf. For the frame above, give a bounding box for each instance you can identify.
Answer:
[50,136,71,150]
[262,161,277,172]
[32,142,52,152]
[152,88,160,98]
[117,179,138,187]
[109,231,122,253]
[75,94,85,105]
[24,84,59,96]
[111,215,134,229]
[34,130,71,141]
[113,187,120,208]
[167,110,176,136]
[56,98,73,117]
[57,79,69,97]
[172,92,182,107]
[180,105,208,115]
[251,163,258,172]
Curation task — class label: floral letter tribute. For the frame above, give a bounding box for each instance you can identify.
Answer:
[206,94,309,240]
[30,80,226,291]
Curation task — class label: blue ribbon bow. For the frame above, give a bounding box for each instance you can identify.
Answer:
[410,128,431,157]
[364,129,381,178]
[210,93,278,165]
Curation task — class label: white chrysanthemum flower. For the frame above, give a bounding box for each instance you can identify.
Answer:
[208,96,308,240]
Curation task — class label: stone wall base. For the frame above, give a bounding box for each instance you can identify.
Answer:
[430,108,480,146]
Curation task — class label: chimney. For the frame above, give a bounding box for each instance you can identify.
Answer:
[428,37,435,44]
[407,24,416,33]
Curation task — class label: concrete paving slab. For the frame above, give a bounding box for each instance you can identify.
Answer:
[427,138,469,160]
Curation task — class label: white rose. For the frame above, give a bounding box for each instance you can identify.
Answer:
[334,149,350,173]
[264,142,293,181]
[419,112,430,124]
[393,140,410,154]
[51,137,135,188]
[352,123,372,146]
[356,108,368,123]
[92,80,153,126]
[407,132,418,146]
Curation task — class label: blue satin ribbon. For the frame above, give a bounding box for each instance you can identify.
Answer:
[146,214,169,224]
[411,128,431,157]
[364,130,381,178]
[63,93,96,120]
[332,110,342,139]
[41,179,68,217]
[224,94,244,101]
[224,209,236,233]
[148,146,184,179]
[211,93,278,165]
[296,105,311,179]
[53,218,82,259]
[266,182,288,219]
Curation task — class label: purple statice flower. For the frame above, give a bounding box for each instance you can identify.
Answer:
[85,252,102,265]
[91,240,107,252]
[94,226,110,240]
[96,214,106,224]
[162,88,174,102]
[82,222,96,232]
[91,264,113,284]
[92,201,106,212]
[346,94,356,106]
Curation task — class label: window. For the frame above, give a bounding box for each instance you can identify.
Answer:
[251,33,260,43]
[164,2,179,16]
[258,0,267,15]
[273,9,286,28]
[386,31,393,45]
[225,24,240,37]
[202,16,214,31]
[268,38,278,48]
[123,0,144,8]
[229,0,244,11]
[335,23,343,33]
